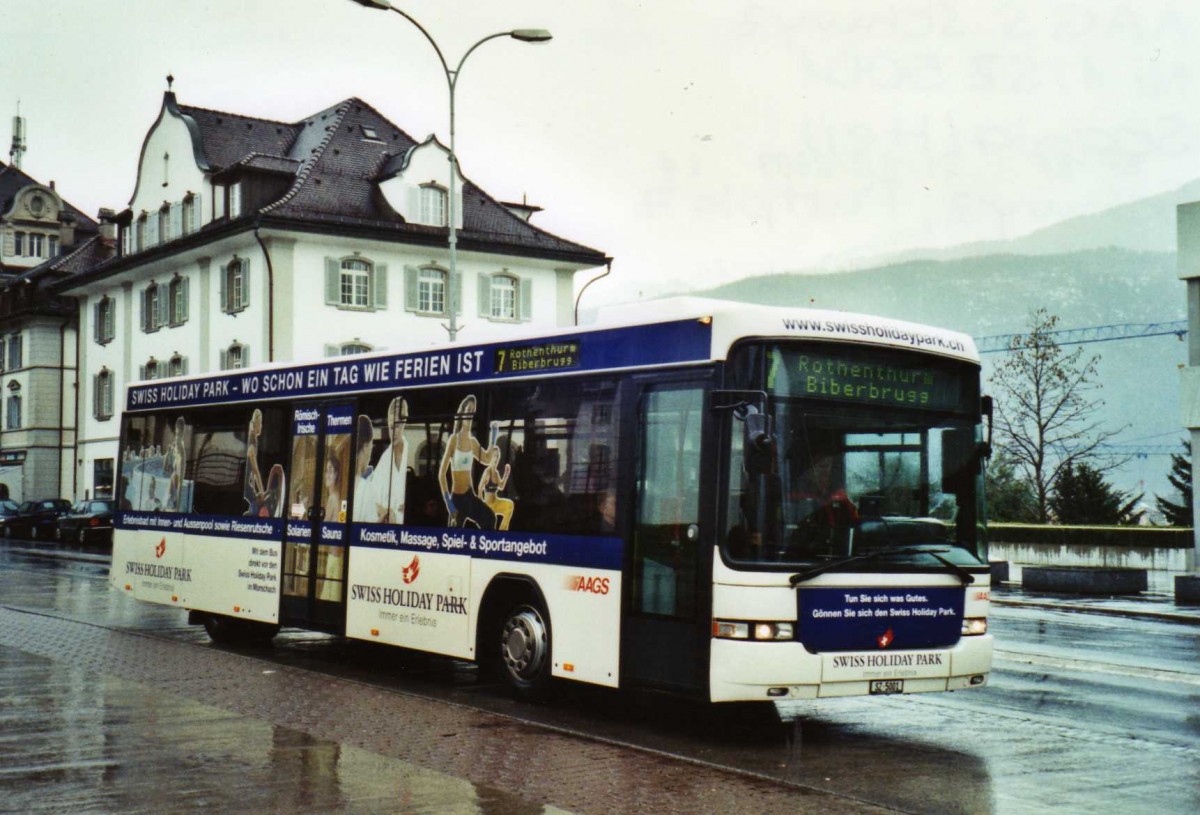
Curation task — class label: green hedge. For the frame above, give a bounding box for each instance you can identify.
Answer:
[988,523,1194,550]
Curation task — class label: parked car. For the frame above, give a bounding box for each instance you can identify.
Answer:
[3,499,73,540]
[57,500,116,545]
[0,499,19,533]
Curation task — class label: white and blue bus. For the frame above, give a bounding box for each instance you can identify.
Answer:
[111,298,993,702]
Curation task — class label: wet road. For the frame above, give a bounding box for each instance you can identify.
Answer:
[1,541,1198,814]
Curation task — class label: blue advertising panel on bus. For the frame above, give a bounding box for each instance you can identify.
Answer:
[797,586,964,652]
[126,319,713,412]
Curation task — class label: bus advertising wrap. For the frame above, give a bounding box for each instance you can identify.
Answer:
[126,320,712,412]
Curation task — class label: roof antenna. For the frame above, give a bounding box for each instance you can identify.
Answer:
[9,101,26,169]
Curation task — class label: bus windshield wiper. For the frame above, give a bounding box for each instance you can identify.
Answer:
[789,546,975,587]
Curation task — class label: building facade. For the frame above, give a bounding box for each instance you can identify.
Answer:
[0,162,101,501]
[59,91,608,500]
[1176,201,1200,562]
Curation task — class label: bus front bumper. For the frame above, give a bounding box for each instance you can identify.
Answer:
[709,634,993,703]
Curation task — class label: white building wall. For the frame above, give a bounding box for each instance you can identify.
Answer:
[129,113,211,224]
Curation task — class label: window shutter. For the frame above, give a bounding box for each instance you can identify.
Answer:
[219,349,228,371]
[121,228,131,256]
[181,277,190,322]
[404,266,419,312]
[191,194,203,232]
[92,301,101,343]
[241,344,250,367]
[139,289,147,332]
[407,186,421,221]
[181,357,189,376]
[373,263,388,309]
[92,374,100,419]
[324,343,340,358]
[453,270,462,316]
[241,259,250,308]
[146,215,159,247]
[170,203,183,240]
[219,265,228,312]
[478,274,490,318]
[519,277,533,322]
[138,364,147,380]
[325,258,340,305]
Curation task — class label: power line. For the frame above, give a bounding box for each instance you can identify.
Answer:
[977,320,1187,354]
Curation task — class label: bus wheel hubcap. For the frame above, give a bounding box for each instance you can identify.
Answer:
[502,608,547,681]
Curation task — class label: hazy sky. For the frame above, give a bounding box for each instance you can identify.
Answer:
[4,0,1199,303]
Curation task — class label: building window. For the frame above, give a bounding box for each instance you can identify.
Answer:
[48,235,59,257]
[95,296,116,345]
[326,256,386,310]
[29,234,44,258]
[168,354,188,377]
[220,342,248,371]
[490,274,517,320]
[135,215,147,251]
[5,393,20,430]
[480,272,530,322]
[221,258,248,313]
[418,267,446,315]
[229,181,243,218]
[341,258,371,308]
[141,358,160,381]
[94,458,115,499]
[168,275,189,326]
[158,205,171,243]
[420,185,448,227]
[94,369,114,421]
[143,282,164,332]
[182,194,197,235]
[13,232,24,256]
[362,126,381,141]
[327,340,372,357]
[7,334,22,371]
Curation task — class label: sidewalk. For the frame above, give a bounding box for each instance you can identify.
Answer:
[992,584,1200,625]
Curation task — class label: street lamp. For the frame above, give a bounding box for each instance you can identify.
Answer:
[349,0,552,341]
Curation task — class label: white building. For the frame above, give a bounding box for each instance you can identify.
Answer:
[58,90,608,500]
[0,162,103,501]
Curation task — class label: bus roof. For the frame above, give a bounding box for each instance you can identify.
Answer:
[124,298,978,413]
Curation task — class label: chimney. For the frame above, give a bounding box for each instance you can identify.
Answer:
[97,208,118,242]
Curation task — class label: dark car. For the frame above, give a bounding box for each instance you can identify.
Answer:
[57,500,116,545]
[3,499,73,540]
[0,499,18,527]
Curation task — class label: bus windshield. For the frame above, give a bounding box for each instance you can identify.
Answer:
[724,343,985,568]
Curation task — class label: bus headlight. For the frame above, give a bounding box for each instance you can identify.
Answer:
[713,620,794,641]
[961,617,988,636]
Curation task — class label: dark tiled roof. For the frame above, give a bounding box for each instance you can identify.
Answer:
[0,161,98,232]
[175,104,300,172]
[198,95,606,263]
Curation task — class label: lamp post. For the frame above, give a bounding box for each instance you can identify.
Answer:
[349,0,551,341]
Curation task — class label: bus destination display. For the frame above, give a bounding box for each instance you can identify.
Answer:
[494,340,580,375]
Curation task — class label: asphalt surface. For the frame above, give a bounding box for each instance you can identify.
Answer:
[1,542,1197,814]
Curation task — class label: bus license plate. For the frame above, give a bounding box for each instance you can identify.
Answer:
[870,680,903,695]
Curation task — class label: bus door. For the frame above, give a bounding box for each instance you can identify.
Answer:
[280,402,355,630]
[623,381,713,694]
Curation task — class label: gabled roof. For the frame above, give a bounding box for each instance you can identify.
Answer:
[177,94,607,263]
[0,160,98,231]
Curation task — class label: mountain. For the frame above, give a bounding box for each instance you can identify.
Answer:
[855,178,1200,268]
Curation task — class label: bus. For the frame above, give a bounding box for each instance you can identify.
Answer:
[111,297,993,703]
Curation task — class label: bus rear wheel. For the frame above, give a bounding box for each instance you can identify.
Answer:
[499,602,552,700]
[201,613,279,646]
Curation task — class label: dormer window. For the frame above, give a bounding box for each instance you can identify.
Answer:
[229,181,243,218]
[362,126,381,141]
[220,341,248,371]
[420,184,448,227]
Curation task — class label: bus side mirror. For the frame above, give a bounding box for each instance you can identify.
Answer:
[941,428,974,493]
[743,410,775,475]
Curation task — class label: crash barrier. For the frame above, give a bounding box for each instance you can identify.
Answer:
[988,524,1193,594]
[1022,566,1147,595]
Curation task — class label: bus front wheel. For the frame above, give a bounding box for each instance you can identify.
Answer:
[499,602,552,700]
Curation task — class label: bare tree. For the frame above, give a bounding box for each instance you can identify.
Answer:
[989,309,1126,523]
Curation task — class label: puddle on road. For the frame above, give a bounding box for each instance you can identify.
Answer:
[0,645,571,815]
